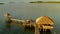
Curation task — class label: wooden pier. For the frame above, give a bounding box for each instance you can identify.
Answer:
[4,13,54,34]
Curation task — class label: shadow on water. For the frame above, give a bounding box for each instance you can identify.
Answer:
[24,27,52,34]
[5,24,55,34]
[40,29,52,34]
[24,27,53,34]
[5,23,11,30]
[5,20,12,30]
[5,21,55,34]
[5,21,54,34]
[24,25,35,31]
[23,28,34,34]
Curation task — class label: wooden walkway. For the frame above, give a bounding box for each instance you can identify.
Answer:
[9,18,40,34]
[10,18,25,23]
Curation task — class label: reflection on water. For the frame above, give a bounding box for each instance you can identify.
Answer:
[5,20,12,30]
[5,23,11,30]
[2,19,55,34]
[24,28,53,34]
[5,22,54,34]
[0,20,56,34]
[40,30,52,34]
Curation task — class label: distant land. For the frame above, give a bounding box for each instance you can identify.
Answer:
[30,1,60,3]
[0,3,5,5]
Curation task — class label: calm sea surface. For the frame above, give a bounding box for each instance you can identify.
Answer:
[0,2,60,34]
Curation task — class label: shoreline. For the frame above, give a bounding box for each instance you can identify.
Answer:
[30,1,60,3]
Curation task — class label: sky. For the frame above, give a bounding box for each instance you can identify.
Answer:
[0,0,60,2]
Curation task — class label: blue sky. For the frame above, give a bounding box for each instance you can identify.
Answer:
[0,0,60,2]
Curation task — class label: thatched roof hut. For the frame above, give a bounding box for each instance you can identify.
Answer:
[36,16,54,25]
[4,13,10,17]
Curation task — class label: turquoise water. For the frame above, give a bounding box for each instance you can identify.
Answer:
[0,2,60,34]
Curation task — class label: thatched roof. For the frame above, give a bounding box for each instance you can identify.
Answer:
[4,13,10,17]
[36,16,54,25]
